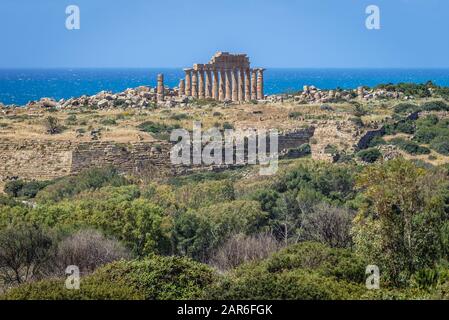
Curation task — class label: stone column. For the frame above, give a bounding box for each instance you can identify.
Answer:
[212,69,219,100]
[231,69,239,102]
[256,68,265,100]
[238,68,245,102]
[245,68,251,102]
[198,67,205,99]
[178,79,185,96]
[205,68,212,99]
[251,69,257,100]
[225,69,232,101]
[219,69,226,101]
[157,74,164,102]
[184,69,192,96]
[191,70,198,99]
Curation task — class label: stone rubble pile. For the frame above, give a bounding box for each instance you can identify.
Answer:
[19,86,183,110]
[268,85,407,104]
[0,83,430,112]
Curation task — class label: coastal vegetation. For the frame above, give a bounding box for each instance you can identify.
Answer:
[0,156,448,299]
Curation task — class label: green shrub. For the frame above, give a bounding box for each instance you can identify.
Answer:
[173,200,267,261]
[357,148,382,163]
[207,242,366,300]
[100,117,117,126]
[350,117,364,127]
[176,180,235,210]
[390,138,431,155]
[30,195,169,256]
[421,100,449,112]
[2,278,142,300]
[276,161,356,204]
[169,113,189,121]
[0,195,21,207]
[2,255,216,300]
[284,144,311,158]
[414,127,441,144]
[4,180,25,198]
[288,111,302,119]
[44,116,64,134]
[367,136,386,148]
[431,137,449,156]
[208,265,363,300]
[35,166,129,203]
[65,114,77,125]
[376,82,432,98]
[222,122,234,130]
[393,103,419,114]
[85,256,216,300]
[324,144,338,155]
[265,242,366,283]
[137,121,180,140]
[395,121,415,134]
[4,180,52,199]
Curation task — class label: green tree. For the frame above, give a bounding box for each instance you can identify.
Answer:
[353,158,449,285]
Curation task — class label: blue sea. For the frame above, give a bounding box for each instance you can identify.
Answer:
[1,68,449,106]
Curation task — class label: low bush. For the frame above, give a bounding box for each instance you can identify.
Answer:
[137,121,180,140]
[431,137,449,156]
[421,100,449,112]
[390,138,431,155]
[357,148,382,163]
[4,180,51,198]
[44,116,64,134]
[393,103,419,114]
[367,136,386,148]
[207,242,367,300]
[35,166,129,203]
[2,255,216,300]
[208,265,363,300]
[173,200,267,261]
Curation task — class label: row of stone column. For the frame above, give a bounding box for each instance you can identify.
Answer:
[179,68,265,102]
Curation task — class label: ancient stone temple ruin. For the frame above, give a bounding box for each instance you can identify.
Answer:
[179,52,265,102]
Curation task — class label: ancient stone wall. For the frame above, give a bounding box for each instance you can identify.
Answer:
[0,140,74,181]
[0,128,315,184]
[71,141,176,179]
[278,127,315,150]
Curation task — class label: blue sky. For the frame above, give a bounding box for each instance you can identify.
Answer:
[0,0,448,68]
